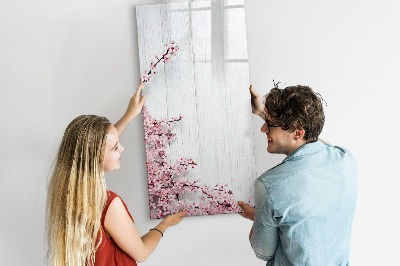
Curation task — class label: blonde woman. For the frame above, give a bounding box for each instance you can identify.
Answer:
[46,82,187,266]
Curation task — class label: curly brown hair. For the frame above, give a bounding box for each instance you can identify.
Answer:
[264,85,325,143]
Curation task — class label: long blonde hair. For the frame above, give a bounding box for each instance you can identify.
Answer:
[46,115,111,266]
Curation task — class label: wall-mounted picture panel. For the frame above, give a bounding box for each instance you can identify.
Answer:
[136,0,256,219]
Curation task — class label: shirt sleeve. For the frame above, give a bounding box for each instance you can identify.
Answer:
[250,178,279,261]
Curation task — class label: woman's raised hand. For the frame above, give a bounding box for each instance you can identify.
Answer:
[125,82,147,120]
[114,82,147,136]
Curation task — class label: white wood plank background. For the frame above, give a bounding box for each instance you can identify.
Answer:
[137,0,256,217]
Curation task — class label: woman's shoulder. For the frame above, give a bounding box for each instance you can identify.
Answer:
[102,190,122,224]
[106,190,129,206]
[106,190,119,201]
[105,190,134,222]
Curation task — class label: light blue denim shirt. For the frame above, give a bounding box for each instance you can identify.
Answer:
[250,141,357,266]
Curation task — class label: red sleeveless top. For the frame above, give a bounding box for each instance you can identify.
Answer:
[94,190,138,266]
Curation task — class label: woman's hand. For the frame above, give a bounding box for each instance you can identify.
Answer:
[114,82,147,137]
[249,85,266,119]
[150,211,188,240]
[162,211,188,228]
[124,82,147,121]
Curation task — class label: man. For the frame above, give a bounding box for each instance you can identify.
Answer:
[238,84,357,266]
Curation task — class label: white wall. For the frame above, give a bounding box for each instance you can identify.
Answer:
[1,0,399,265]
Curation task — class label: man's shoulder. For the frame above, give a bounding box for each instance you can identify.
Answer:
[258,143,357,188]
[320,144,357,170]
[258,163,293,188]
[286,142,355,162]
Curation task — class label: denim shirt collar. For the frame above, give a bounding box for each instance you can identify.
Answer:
[283,141,327,163]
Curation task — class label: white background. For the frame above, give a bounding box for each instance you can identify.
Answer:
[1,0,399,265]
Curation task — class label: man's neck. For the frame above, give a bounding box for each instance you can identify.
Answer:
[286,140,307,155]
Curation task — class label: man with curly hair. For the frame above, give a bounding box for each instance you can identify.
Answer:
[238,84,357,266]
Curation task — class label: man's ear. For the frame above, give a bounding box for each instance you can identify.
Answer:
[294,129,305,141]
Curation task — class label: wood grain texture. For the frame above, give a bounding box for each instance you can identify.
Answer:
[137,0,256,217]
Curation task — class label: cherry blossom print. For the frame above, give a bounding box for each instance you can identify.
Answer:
[141,40,179,83]
[143,105,242,218]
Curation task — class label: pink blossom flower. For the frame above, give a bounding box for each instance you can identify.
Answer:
[143,105,242,219]
[141,40,179,83]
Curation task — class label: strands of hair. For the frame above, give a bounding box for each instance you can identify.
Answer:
[46,115,111,266]
[265,81,326,143]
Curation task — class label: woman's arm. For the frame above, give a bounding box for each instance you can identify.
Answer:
[114,82,147,137]
[104,197,187,263]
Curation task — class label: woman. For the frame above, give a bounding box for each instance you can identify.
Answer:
[46,82,187,266]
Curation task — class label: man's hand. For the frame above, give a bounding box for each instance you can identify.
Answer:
[238,201,255,221]
[250,85,266,119]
